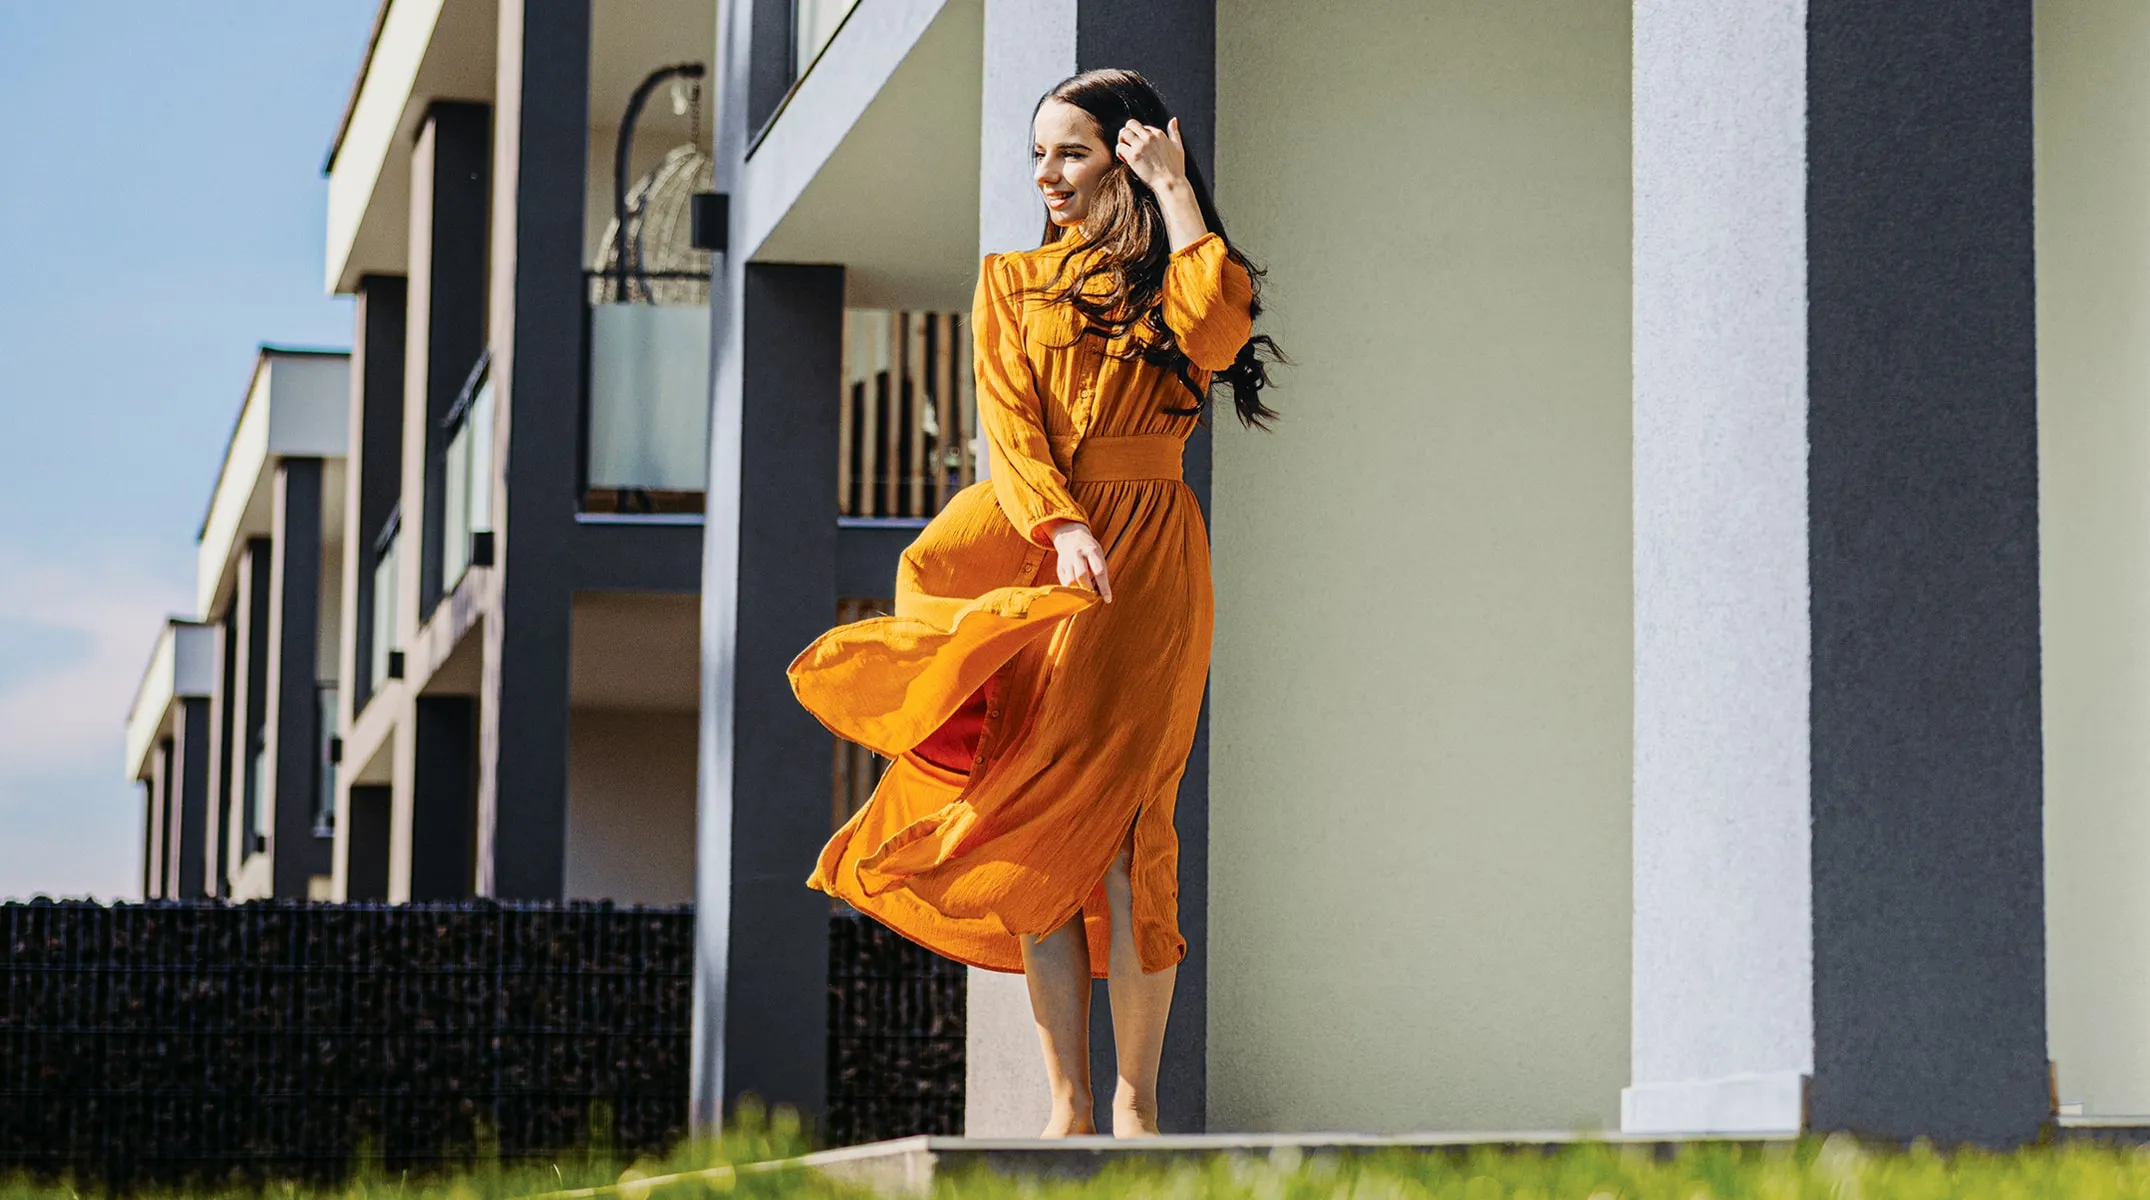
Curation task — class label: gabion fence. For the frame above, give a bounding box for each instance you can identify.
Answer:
[824,910,966,1145]
[0,901,968,1187]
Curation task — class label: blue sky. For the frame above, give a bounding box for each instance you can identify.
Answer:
[0,3,378,898]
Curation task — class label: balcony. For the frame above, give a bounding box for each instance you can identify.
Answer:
[584,270,710,515]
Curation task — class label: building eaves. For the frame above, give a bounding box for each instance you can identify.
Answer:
[324,0,397,174]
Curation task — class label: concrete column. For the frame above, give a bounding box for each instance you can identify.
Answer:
[265,459,329,899]
[694,261,844,1123]
[346,785,394,902]
[203,606,238,898]
[964,0,1217,1137]
[1630,0,2044,1143]
[143,744,170,899]
[410,696,478,900]
[405,105,492,620]
[168,697,212,899]
[476,0,588,901]
[349,275,408,712]
[227,539,273,889]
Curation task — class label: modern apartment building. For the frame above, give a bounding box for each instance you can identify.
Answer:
[124,0,2150,1154]
[320,0,729,907]
[126,347,352,902]
[677,0,2150,1150]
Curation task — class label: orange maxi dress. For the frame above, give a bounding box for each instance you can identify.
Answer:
[791,230,1254,976]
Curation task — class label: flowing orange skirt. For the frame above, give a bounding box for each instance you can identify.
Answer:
[789,435,1212,975]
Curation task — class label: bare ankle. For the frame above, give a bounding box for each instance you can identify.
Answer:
[1041,1091,1096,1138]
[1111,1082,1160,1138]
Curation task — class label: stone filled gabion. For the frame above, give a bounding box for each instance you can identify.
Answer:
[0,900,964,1186]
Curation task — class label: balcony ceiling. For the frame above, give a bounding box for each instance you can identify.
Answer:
[746,0,984,312]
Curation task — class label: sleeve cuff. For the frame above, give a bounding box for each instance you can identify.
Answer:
[1170,231,1225,260]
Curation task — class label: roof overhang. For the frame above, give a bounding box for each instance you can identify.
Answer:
[323,0,499,294]
[743,0,983,311]
[123,621,217,783]
[197,350,353,616]
[324,0,717,295]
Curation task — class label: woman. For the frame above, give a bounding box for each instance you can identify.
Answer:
[790,68,1280,1138]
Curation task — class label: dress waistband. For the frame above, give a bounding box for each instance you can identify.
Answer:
[1060,434,1185,483]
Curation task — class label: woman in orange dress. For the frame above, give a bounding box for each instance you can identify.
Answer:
[789,68,1280,1137]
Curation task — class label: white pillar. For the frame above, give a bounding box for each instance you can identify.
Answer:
[1631,0,2048,1144]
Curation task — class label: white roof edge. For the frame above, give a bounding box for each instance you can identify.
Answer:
[195,349,353,616]
[124,623,178,782]
[325,0,449,294]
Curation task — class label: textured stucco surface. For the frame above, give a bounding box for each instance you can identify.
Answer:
[2039,0,2150,1122]
[1211,0,1631,1133]
[1805,0,2047,1144]
[1628,0,1813,1114]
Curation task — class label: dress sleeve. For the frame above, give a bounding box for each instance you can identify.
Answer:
[974,254,1088,548]
[1162,232,1255,372]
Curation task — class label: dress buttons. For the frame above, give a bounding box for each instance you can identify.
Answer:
[973,754,986,766]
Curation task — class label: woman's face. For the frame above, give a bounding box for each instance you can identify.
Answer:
[1033,99,1111,228]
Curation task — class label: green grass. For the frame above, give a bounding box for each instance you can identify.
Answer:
[16,1126,2150,1199]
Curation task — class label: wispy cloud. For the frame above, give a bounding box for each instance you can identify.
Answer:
[0,546,191,900]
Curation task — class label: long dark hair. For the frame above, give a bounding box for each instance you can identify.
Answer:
[1028,69,1282,429]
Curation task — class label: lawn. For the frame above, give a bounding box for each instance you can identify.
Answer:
[12,1119,2150,1199]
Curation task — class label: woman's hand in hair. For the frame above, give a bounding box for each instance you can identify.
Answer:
[1116,117,1187,192]
[1117,118,1210,253]
[1046,520,1114,604]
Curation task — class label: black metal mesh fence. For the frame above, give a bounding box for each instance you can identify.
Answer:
[824,910,966,1145]
[0,900,692,1187]
[0,900,968,1187]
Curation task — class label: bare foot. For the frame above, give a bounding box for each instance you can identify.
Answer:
[1041,1095,1097,1138]
[1111,1085,1159,1138]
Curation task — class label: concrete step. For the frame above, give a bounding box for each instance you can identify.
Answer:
[791,1132,1798,1195]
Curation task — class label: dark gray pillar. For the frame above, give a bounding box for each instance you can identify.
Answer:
[1629,0,2044,1146]
[347,785,394,902]
[1805,0,2044,1143]
[411,697,478,901]
[143,747,168,899]
[231,539,273,879]
[266,459,329,899]
[1072,2,1216,1135]
[406,104,492,618]
[478,0,588,901]
[170,697,211,899]
[694,263,844,1123]
[353,275,408,710]
[204,606,239,897]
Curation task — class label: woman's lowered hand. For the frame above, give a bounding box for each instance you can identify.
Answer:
[1048,521,1113,603]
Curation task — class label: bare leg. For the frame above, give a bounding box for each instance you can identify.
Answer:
[1018,914,1095,1136]
[1104,829,1177,1137]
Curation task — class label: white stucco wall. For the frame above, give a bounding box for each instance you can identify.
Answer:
[2038,0,2150,1121]
[566,709,698,905]
[1209,0,1632,1132]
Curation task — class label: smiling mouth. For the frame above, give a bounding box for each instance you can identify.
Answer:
[1044,192,1073,206]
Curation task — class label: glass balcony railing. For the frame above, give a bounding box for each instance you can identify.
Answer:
[793,0,859,81]
[442,373,495,586]
[369,525,400,692]
[585,273,710,512]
